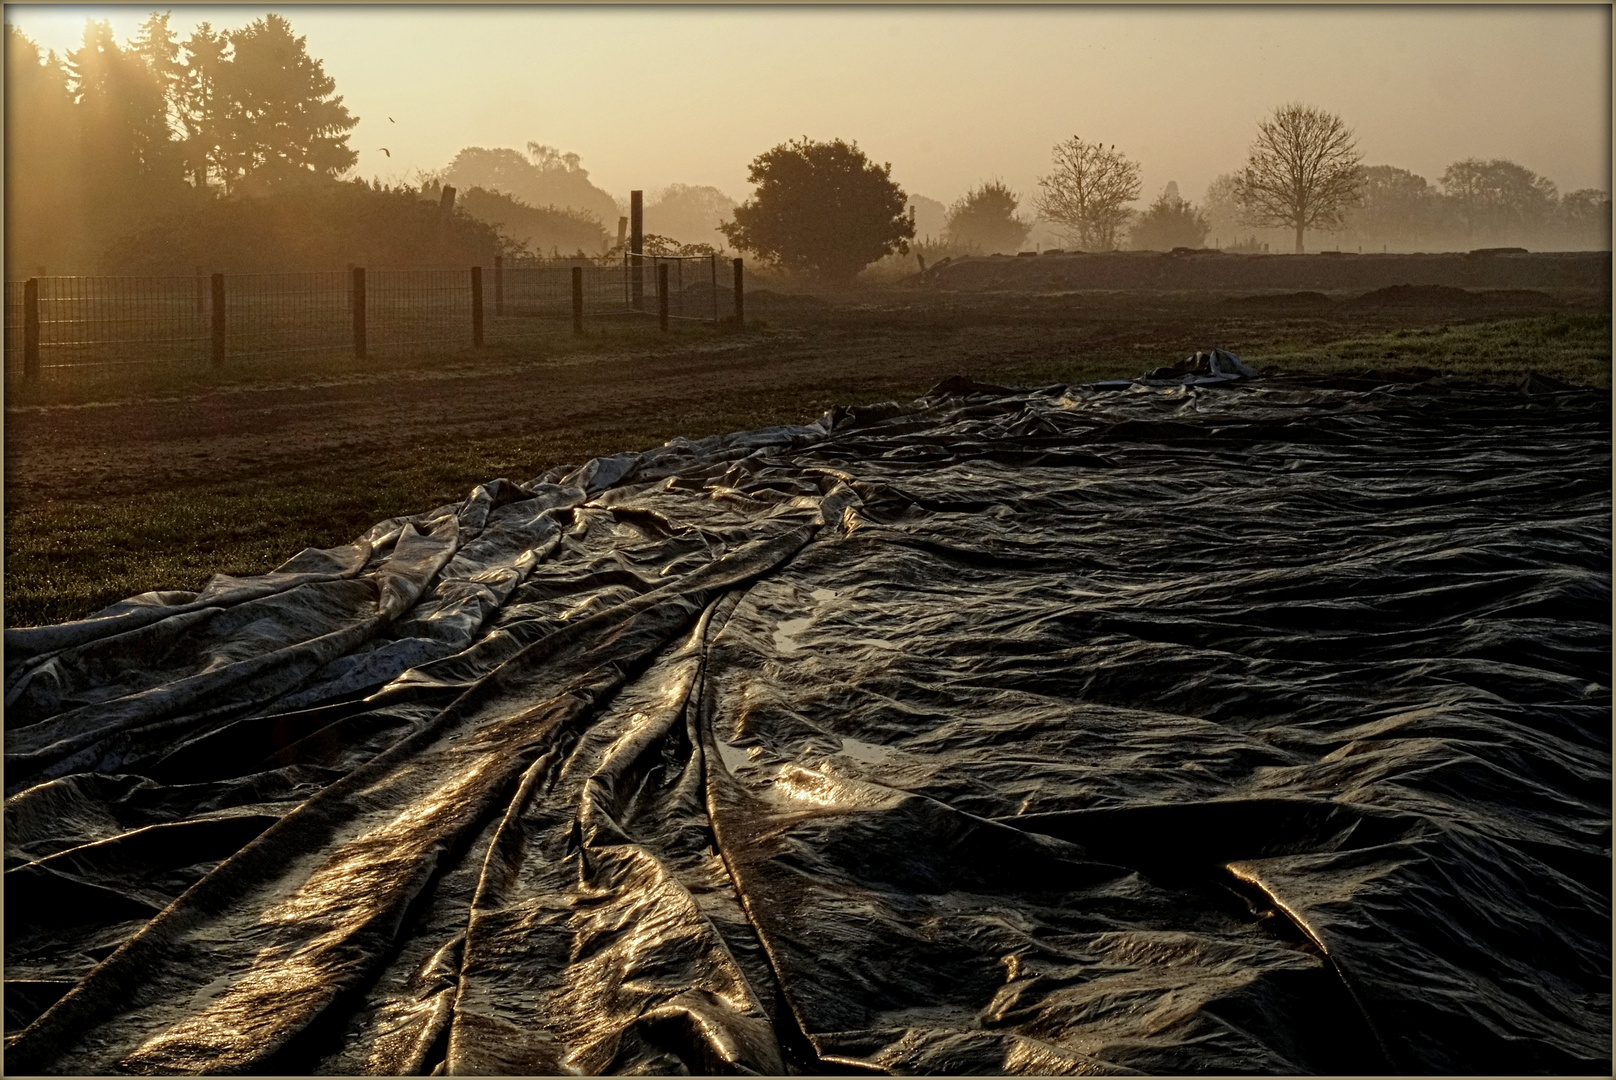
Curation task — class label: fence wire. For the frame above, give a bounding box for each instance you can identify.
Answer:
[494,257,630,319]
[4,280,27,380]
[367,269,471,352]
[5,276,211,380]
[4,257,729,381]
[224,273,349,359]
[645,254,722,323]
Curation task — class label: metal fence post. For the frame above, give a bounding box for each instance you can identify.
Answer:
[494,255,504,317]
[23,278,40,379]
[352,267,367,360]
[658,262,669,331]
[210,273,226,365]
[630,190,644,310]
[710,254,718,324]
[471,266,484,347]
[571,266,584,334]
[732,258,744,327]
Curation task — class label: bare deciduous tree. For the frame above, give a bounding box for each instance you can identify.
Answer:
[1034,137,1141,251]
[1235,103,1363,254]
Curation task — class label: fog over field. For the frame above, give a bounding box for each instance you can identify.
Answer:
[5,4,1609,269]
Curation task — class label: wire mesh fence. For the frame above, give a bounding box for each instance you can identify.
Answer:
[367,269,472,353]
[223,272,349,359]
[495,255,630,319]
[4,276,212,380]
[4,279,28,379]
[4,255,734,383]
[646,254,722,323]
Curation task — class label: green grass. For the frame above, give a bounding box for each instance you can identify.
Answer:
[3,395,840,627]
[1248,313,1612,387]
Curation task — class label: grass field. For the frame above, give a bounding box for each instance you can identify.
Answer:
[5,289,1609,627]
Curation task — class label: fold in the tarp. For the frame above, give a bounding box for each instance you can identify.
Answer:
[5,374,1610,1075]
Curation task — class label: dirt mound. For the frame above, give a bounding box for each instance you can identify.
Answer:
[746,288,829,308]
[1346,284,1489,308]
[919,250,1610,293]
[1345,284,1560,310]
[1475,288,1561,306]
[1225,290,1333,310]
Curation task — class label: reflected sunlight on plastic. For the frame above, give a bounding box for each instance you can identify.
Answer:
[3,374,1608,1075]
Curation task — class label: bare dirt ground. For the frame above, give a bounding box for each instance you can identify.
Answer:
[4,285,1608,624]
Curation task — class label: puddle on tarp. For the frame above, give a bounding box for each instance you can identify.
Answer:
[4,373,1610,1075]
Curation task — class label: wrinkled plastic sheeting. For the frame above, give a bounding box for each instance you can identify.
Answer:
[4,374,1610,1076]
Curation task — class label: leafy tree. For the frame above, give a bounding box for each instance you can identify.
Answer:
[1556,188,1612,250]
[1128,183,1210,250]
[1341,165,1446,250]
[1439,158,1558,246]
[720,137,914,280]
[439,143,619,227]
[1034,137,1141,251]
[213,14,358,192]
[944,180,1031,254]
[644,184,737,249]
[1234,103,1363,253]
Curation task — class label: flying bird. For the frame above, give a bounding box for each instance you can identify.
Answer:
[389,117,396,123]
[377,148,391,157]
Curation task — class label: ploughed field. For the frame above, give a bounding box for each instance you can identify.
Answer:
[4,355,1610,1074]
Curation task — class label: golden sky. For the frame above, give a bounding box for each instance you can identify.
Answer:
[9,4,1610,209]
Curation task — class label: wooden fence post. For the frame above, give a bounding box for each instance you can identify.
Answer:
[23,278,40,380]
[210,273,226,365]
[195,266,205,315]
[352,267,367,360]
[494,255,504,317]
[630,190,644,310]
[658,262,669,331]
[732,258,744,327]
[572,266,584,334]
[471,266,484,347]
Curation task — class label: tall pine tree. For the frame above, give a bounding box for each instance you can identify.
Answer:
[213,14,357,193]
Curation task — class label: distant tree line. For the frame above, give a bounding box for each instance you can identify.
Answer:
[7,14,370,273]
[1027,106,1610,256]
[4,17,630,274]
[5,16,1609,281]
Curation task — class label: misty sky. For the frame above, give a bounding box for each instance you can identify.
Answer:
[9,4,1611,214]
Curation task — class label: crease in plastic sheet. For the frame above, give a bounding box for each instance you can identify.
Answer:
[4,374,1609,1075]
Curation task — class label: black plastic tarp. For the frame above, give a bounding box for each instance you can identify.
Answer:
[5,373,1610,1074]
